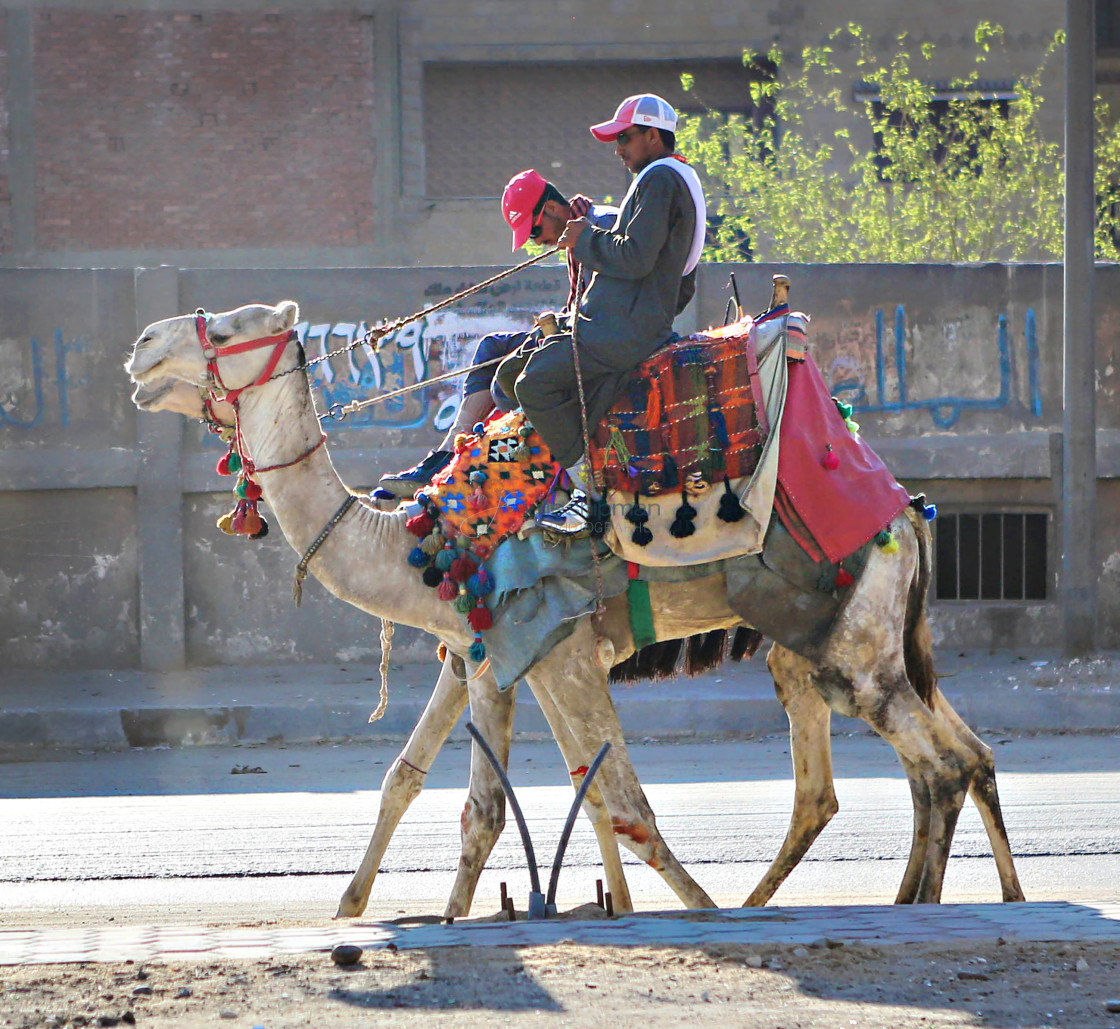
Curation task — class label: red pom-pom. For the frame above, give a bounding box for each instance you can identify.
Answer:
[241,508,262,536]
[216,452,232,476]
[822,449,840,471]
[467,602,492,631]
[835,567,854,588]
[243,479,263,501]
[230,500,249,534]
[406,511,436,538]
[450,555,478,583]
[468,490,488,511]
[437,576,458,602]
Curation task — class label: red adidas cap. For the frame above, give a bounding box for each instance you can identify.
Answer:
[501,169,548,251]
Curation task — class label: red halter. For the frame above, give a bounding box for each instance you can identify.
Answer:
[196,311,325,476]
[196,311,295,406]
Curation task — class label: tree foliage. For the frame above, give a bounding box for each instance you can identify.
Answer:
[677,24,1120,263]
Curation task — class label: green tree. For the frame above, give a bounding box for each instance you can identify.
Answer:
[678,24,1120,263]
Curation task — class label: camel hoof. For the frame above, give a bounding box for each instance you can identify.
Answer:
[335,896,366,919]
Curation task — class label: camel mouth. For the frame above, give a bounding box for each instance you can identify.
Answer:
[131,379,175,410]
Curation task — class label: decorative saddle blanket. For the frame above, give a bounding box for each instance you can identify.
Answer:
[585,324,768,496]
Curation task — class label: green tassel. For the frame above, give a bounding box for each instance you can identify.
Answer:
[626,578,657,650]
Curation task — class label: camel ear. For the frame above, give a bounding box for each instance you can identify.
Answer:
[273,300,300,332]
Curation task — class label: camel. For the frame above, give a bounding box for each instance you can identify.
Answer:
[126,301,1024,917]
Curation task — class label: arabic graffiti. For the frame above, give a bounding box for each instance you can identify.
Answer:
[0,330,87,429]
[828,306,1042,429]
[298,308,538,432]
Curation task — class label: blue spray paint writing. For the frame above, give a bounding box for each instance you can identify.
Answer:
[296,310,537,433]
[0,331,88,429]
[830,307,1042,429]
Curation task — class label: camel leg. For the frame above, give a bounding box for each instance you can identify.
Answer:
[828,667,978,904]
[894,752,933,904]
[527,623,716,909]
[932,689,1025,901]
[743,644,838,906]
[531,669,633,913]
[444,667,518,919]
[337,654,469,917]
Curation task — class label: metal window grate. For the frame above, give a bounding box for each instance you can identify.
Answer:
[934,512,1048,601]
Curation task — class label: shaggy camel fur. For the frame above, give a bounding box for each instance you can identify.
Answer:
[127,302,1024,916]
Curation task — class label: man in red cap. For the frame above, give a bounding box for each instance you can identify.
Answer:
[374,172,617,499]
[505,93,707,534]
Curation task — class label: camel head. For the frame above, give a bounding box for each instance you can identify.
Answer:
[130,377,236,427]
[126,300,301,395]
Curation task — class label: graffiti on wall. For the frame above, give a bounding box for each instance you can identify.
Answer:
[299,307,538,433]
[0,331,87,429]
[824,307,1043,429]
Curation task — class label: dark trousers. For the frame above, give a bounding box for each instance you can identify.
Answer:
[501,334,632,468]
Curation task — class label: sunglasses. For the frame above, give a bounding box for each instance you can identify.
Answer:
[529,208,546,239]
[616,126,649,145]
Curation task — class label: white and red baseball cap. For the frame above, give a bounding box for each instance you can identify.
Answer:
[501,169,548,251]
[589,93,678,142]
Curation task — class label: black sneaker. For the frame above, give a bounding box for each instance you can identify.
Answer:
[378,450,454,498]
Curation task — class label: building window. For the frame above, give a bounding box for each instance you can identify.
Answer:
[934,511,1048,602]
[852,82,1015,179]
[1100,0,1120,50]
[422,58,768,200]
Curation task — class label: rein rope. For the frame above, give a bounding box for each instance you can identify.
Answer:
[567,268,607,616]
[274,246,558,391]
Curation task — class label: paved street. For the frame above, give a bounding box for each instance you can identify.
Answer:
[2,733,1118,933]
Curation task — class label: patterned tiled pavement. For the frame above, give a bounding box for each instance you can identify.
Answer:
[3,902,1119,966]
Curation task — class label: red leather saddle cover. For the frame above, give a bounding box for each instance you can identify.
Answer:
[776,355,910,564]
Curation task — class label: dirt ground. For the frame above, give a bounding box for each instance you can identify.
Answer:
[3,937,1119,1029]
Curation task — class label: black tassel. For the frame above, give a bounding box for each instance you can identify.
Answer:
[421,565,443,588]
[669,496,697,538]
[662,454,679,490]
[626,495,653,546]
[686,629,728,675]
[587,496,611,539]
[717,476,744,522]
[730,627,764,662]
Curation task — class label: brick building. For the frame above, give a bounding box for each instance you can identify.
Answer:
[0,0,1089,269]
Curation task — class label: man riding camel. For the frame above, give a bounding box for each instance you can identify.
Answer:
[374,172,618,499]
[505,93,707,534]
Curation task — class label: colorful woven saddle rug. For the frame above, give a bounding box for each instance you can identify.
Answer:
[587,309,796,499]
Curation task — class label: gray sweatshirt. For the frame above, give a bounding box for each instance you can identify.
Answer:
[570,162,698,374]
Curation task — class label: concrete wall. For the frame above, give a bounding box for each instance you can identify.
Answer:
[0,261,1113,671]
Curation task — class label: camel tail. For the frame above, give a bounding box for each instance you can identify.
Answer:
[903,506,938,709]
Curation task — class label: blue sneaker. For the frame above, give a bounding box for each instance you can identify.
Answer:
[378,450,454,498]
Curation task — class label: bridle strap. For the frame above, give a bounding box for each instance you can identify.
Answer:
[197,312,296,406]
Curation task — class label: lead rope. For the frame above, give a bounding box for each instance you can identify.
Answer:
[281,247,560,390]
[369,618,394,723]
[568,268,607,616]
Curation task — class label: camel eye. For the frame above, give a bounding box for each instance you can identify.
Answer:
[209,332,230,344]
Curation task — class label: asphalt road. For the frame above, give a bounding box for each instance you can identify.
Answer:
[1,732,1118,927]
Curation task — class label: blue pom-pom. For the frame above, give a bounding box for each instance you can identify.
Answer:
[435,548,456,571]
[467,569,494,596]
[922,504,937,521]
[416,492,431,508]
[473,422,486,435]
[469,639,486,662]
[408,546,429,567]
[469,470,487,486]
